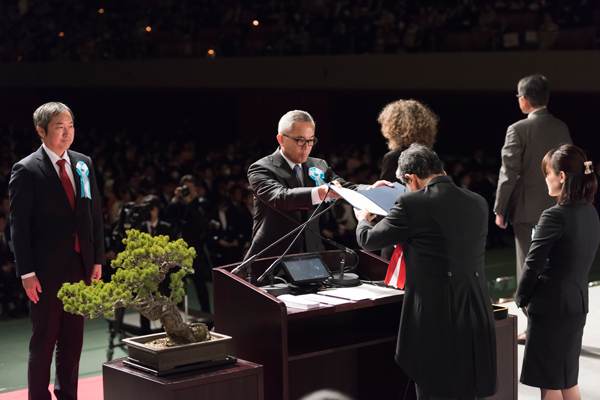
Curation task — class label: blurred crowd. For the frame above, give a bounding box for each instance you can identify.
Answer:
[0,120,521,318]
[1,0,598,62]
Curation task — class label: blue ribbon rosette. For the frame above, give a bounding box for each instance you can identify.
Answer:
[308,167,332,202]
[76,161,92,199]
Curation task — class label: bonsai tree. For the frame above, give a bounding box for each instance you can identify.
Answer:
[58,229,210,345]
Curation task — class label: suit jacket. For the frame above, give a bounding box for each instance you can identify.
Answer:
[356,176,497,398]
[494,109,572,223]
[246,149,367,259]
[9,146,105,287]
[140,220,173,238]
[516,202,600,316]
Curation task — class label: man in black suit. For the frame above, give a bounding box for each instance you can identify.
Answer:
[246,110,386,260]
[140,194,173,238]
[355,144,497,399]
[165,175,211,313]
[9,102,105,400]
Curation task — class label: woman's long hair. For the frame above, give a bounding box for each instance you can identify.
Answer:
[541,144,597,205]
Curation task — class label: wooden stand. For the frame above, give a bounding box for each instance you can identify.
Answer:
[102,358,264,400]
[214,250,517,400]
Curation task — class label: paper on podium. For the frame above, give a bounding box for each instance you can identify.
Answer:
[319,284,403,301]
[327,182,408,216]
[298,293,355,305]
[278,294,321,309]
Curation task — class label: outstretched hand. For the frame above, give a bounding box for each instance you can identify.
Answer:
[369,180,394,189]
[354,207,376,222]
[318,181,342,200]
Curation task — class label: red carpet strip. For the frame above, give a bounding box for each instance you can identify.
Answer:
[0,375,103,400]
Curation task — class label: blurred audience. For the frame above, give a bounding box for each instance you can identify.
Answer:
[1,0,599,63]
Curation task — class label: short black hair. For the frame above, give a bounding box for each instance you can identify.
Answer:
[143,194,161,210]
[518,74,549,108]
[396,143,444,185]
[179,175,197,186]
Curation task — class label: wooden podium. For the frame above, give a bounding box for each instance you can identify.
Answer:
[214,250,517,400]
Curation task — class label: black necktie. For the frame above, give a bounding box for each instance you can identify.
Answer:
[294,164,302,187]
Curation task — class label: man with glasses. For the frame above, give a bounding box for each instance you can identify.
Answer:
[245,110,388,259]
[494,75,571,342]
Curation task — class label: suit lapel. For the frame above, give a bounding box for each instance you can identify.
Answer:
[272,149,300,189]
[68,151,82,210]
[36,146,72,210]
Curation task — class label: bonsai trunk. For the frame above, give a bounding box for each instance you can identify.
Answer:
[157,303,196,344]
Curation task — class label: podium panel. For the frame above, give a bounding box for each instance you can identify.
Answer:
[214,250,516,400]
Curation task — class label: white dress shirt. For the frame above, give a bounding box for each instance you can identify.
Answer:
[279,149,321,205]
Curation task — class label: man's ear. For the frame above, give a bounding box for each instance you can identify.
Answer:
[36,126,46,140]
[276,134,283,146]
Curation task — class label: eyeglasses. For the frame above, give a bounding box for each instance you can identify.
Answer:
[516,94,524,98]
[282,133,318,147]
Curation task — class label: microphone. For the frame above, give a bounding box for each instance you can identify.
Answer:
[249,186,361,287]
[256,187,337,295]
[230,188,340,286]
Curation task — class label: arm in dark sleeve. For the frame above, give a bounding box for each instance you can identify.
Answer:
[247,162,313,211]
[8,162,35,276]
[515,208,562,307]
[356,196,409,251]
[494,125,522,215]
[88,158,106,265]
[321,160,369,191]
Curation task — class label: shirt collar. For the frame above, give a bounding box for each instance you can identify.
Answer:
[42,143,71,167]
[527,108,545,119]
[279,148,300,171]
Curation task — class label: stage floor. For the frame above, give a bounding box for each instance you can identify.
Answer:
[506,285,600,399]
[1,276,599,398]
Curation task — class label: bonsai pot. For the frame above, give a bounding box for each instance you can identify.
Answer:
[123,332,232,372]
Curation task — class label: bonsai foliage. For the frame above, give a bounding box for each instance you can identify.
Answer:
[58,229,210,344]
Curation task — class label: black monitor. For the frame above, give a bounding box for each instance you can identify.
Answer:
[280,253,332,286]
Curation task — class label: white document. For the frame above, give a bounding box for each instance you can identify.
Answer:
[278,294,321,309]
[298,293,355,305]
[319,284,403,301]
[327,185,388,216]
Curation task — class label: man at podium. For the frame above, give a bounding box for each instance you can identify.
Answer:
[246,110,385,260]
[355,144,498,399]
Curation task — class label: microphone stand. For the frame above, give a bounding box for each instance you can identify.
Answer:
[250,187,361,287]
[230,194,340,284]
[257,189,335,296]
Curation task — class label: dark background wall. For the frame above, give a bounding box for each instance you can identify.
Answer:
[1,51,598,160]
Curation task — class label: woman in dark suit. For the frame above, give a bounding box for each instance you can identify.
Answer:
[377,99,438,259]
[516,144,599,400]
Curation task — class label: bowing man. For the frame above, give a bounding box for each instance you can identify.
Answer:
[355,144,497,400]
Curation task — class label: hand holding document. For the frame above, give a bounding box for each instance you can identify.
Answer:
[327,182,408,216]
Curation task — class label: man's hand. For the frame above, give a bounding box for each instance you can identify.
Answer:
[369,180,394,189]
[495,214,507,229]
[354,207,376,222]
[91,264,102,282]
[318,181,342,200]
[22,276,42,304]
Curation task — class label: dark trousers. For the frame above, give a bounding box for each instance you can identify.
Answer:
[513,222,536,283]
[415,384,482,400]
[28,252,87,400]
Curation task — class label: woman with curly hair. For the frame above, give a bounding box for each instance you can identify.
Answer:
[516,144,599,400]
[377,100,439,260]
[378,99,439,183]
